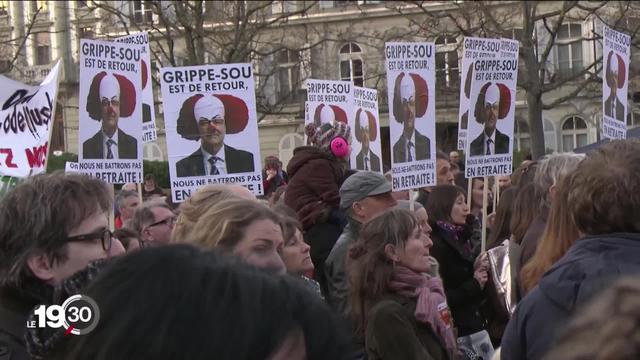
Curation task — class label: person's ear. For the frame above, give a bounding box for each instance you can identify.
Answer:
[352,201,364,218]
[26,253,56,283]
[384,243,400,262]
[548,184,557,203]
[142,228,153,242]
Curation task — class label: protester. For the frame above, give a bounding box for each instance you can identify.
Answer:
[113,226,142,252]
[0,173,125,358]
[275,206,322,298]
[130,199,177,247]
[142,173,164,200]
[501,140,640,360]
[179,198,286,273]
[469,177,492,221]
[496,175,511,192]
[114,189,140,229]
[416,151,455,207]
[325,171,397,314]
[449,150,464,171]
[510,160,537,187]
[348,209,456,360]
[52,245,352,360]
[426,185,492,357]
[518,175,580,296]
[171,184,252,241]
[507,183,537,302]
[545,276,640,360]
[263,156,287,199]
[285,121,351,293]
[486,186,518,250]
[518,153,583,269]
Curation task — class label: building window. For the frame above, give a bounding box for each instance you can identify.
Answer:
[435,35,459,88]
[561,116,588,151]
[78,26,94,39]
[555,23,584,76]
[76,0,87,8]
[543,118,557,151]
[278,133,304,168]
[143,143,164,161]
[277,49,303,103]
[0,59,10,73]
[133,1,154,24]
[35,32,50,66]
[272,1,297,14]
[514,118,531,152]
[0,1,9,16]
[339,42,364,87]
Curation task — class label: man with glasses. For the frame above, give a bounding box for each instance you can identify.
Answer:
[176,94,254,177]
[130,200,176,246]
[0,173,125,358]
[83,72,138,159]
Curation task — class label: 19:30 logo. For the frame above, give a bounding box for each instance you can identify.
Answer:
[29,294,100,335]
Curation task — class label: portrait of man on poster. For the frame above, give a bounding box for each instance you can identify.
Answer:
[604,51,625,122]
[354,108,381,172]
[470,82,511,157]
[392,72,431,163]
[83,71,138,159]
[175,94,254,177]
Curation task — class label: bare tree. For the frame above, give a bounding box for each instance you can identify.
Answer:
[409,1,640,159]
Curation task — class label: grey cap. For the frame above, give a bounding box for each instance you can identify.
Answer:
[339,171,392,210]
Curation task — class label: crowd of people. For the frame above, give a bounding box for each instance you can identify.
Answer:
[2,119,640,359]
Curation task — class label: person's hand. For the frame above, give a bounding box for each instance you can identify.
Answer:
[474,252,489,271]
[267,172,276,181]
[474,268,489,289]
[487,212,496,229]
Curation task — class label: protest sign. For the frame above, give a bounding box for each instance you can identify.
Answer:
[457,45,476,150]
[602,25,630,140]
[385,42,437,191]
[306,79,352,130]
[464,38,519,178]
[78,39,143,184]
[116,31,157,143]
[160,63,262,202]
[351,86,382,172]
[65,161,80,173]
[0,60,61,178]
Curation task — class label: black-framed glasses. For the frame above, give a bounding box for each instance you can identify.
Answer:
[66,229,113,252]
[147,216,177,228]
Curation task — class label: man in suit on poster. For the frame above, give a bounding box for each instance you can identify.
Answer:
[470,82,510,156]
[354,108,381,172]
[175,94,254,177]
[604,51,625,122]
[392,72,431,163]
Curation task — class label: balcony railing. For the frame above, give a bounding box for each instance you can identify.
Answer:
[21,63,56,84]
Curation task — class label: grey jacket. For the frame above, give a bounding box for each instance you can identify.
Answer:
[324,218,361,315]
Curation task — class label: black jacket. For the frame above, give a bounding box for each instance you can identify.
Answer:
[82,128,138,159]
[604,95,625,121]
[175,145,255,177]
[325,218,361,315]
[429,222,487,337]
[393,130,431,163]
[501,233,640,360]
[469,129,510,156]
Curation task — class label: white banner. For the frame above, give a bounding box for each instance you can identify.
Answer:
[160,63,262,202]
[602,25,630,140]
[116,31,157,143]
[78,39,143,184]
[305,79,352,128]
[457,41,478,150]
[464,38,519,178]
[385,42,437,191]
[351,86,382,172]
[0,60,61,178]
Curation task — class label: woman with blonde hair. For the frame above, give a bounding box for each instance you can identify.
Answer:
[349,208,456,360]
[171,184,253,241]
[519,174,580,296]
[178,197,286,273]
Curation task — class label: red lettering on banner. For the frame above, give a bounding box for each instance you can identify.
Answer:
[25,143,48,168]
[0,148,17,168]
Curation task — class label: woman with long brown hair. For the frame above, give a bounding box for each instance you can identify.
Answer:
[349,209,456,360]
[519,174,580,296]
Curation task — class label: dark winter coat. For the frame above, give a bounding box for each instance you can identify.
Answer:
[429,222,487,337]
[501,233,640,360]
[325,218,361,315]
[366,293,450,360]
[0,286,35,360]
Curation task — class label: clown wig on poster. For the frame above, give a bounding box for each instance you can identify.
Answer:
[83,71,138,159]
[392,72,431,163]
[469,82,511,157]
[174,94,254,177]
